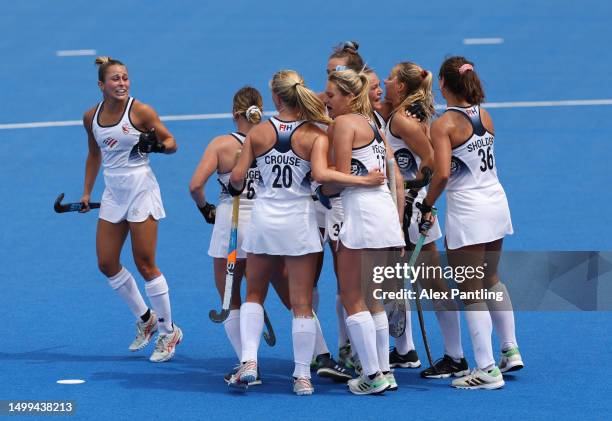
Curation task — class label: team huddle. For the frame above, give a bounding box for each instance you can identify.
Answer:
[80,41,524,396]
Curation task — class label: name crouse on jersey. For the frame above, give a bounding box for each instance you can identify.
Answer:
[255,118,312,200]
[446,105,500,191]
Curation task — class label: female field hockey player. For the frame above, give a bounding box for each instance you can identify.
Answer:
[79,56,182,363]
[383,62,469,377]
[189,86,268,385]
[326,68,405,394]
[227,70,384,395]
[421,56,522,389]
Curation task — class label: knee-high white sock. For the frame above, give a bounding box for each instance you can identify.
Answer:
[313,313,330,357]
[240,302,264,363]
[372,312,390,373]
[434,300,464,360]
[145,274,173,334]
[223,309,242,361]
[292,317,317,379]
[346,311,380,376]
[336,295,349,348]
[108,267,148,319]
[487,282,518,351]
[464,302,495,370]
[395,305,415,355]
[312,287,320,314]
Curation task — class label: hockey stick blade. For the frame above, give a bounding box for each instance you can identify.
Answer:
[209,308,230,323]
[262,310,276,346]
[54,193,100,213]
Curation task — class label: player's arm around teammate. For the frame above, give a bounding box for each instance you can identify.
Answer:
[421,57,520,389]
[80,56,181,363]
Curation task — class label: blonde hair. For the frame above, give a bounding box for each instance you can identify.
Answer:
[233,86,263,124]
[270,70,331,125]
[94,56,125,82]
[328,69,372,117]
[393,62,435,121]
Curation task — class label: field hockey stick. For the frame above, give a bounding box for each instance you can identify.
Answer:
[263,309,276,346]
[210,152,242,323]
[54,193,100,213]
[404,207,439,373]
[209,191,240,323]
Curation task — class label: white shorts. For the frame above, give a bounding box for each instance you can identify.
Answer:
[406,188,442,245]
[325,196,344,242]
[445,183,513,250]
[242,197,323,256]
[99,165,165,223]
[339,187,405,249]
[208,198,254,259]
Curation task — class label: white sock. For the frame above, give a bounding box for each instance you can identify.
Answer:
[223,309,242,361]
[464,302,495,370]
[313,313,330,357]
[372,312,390,373]
[240,302,264,363]
[108,267,148,319]
[395,306,415,355]
[434,300,464,360]
[336,295,349,348]
[292,317,316,379]
[487,282,518,350]
[145,274,173,334]
[346,311,380,376]
[312,287,320,314]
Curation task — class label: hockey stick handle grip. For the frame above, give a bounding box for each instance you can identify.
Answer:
[403,166,433,190]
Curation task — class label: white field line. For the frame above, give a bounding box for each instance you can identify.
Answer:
[1,101,611,130]
[463,38,504,45]
[56,49,97,57]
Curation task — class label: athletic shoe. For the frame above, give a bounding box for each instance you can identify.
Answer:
[224,366,262,386]
[237,360,258,384]
[451,367,505,390]
[129,311,158,351]
[293,377,314,396]
[384,371,398,391]
[339,343,353,368]
[348,372,390,395]
[149,324,182,363]
[499,346,524,373]
[389,348,421,368]
[420,354,470,379]
[315,354,352,382]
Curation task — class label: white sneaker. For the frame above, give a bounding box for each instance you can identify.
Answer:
[129,311,158,351]
[452,367,505,390]
[348,372,390,395]
[293,377,314,396]
[384,372,398,391]
[499,346,524,373]
[149,324,182,363]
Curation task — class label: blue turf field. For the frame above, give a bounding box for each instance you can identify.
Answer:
[1,1,611,419]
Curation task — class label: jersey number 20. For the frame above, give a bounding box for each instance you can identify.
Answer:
[272,164,293,188]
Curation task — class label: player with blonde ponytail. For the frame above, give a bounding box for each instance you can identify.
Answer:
[227,70,384,395]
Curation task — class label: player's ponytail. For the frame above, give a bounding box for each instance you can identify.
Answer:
[95,56,125,82]
[439,56,485,105]
[393,62,435,121]
[328,69,372,117]
[271,70,331,125]
[233,86,263,124]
